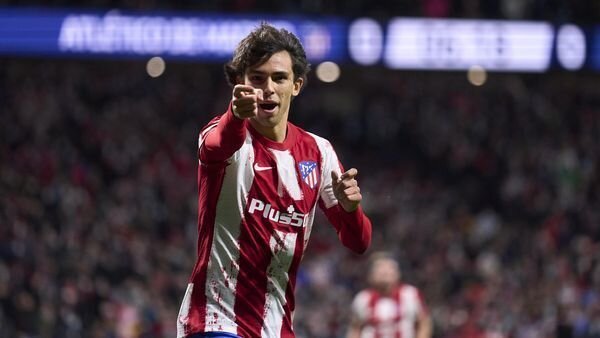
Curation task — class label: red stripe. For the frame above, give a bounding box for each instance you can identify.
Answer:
[186,161,228,334]
[280,226,306,338]
[232,217,270,338]
[396,285,403,338]
[368,290,381,338]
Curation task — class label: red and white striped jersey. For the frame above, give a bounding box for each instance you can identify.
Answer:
[177,106,372,338]
[350,285,428,338]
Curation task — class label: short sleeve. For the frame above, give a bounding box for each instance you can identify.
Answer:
[350,290,371,323]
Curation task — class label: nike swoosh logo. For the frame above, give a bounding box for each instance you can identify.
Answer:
[254,163,273,171]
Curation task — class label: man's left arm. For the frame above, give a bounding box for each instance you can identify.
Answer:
[416,310,432,338]
[416,290,433,338]
[319,166,372,254]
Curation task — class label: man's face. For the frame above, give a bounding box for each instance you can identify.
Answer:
[241,50,303,130]
[369,258,401,290]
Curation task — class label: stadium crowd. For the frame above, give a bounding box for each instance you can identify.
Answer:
[0,57,599,338]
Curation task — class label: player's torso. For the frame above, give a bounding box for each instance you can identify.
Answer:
[244,132,322,234]
[193,125,325,337]
[362,286,421,338]
[226,126,324,260]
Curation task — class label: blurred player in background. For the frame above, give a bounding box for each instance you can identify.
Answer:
[177,23,372,338]
[347,252,432,338]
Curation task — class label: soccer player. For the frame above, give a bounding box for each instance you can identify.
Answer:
[176,23,372,338]
[346,252,432,338]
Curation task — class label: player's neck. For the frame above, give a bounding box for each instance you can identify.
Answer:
[250,120,287,143]
[375,284,397,296]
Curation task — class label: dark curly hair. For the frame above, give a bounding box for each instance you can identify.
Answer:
[224,22,311,87]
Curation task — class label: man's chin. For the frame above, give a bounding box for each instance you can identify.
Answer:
[251,116,279,128]
[373,282,395,291]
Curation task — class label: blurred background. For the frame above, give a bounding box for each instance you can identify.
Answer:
[1,1,600,338]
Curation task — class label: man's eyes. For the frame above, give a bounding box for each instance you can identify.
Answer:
[249,75,288,83]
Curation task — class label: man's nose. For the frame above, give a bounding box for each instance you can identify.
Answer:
[262,78,275,97]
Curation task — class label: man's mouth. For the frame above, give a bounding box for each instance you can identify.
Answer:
[259,102,278,112]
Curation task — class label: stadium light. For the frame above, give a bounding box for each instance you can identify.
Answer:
[146,56,166,77]
[556,24,586,70]
[316,61,341,82]
[348,18,383,66]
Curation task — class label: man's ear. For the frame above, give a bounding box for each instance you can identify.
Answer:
[292,77,304,97]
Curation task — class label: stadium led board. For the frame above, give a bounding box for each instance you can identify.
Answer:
[0,8,346,62]
[382,18,554,72]
[0,7,596,72]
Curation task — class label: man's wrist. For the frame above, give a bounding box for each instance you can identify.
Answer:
[340,202,359,213]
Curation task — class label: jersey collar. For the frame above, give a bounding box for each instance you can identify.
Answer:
[247,122,297,150]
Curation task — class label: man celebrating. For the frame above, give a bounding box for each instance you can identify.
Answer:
[347,252,432,338]
[177,23,372,338]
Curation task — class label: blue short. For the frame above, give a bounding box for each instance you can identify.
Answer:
[189,332,241,338]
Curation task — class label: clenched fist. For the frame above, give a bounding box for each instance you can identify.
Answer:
[232,84,263,119]
[331,168,362,212]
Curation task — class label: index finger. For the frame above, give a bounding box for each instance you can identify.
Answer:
[331,170,340,184]
[233,85,258,98]
[340,168,358,180]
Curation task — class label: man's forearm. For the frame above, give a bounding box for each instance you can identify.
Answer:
[200,104,247,163]
[417,315,433,338]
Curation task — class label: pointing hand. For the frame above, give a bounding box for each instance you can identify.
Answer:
[232,85,263,119]
[331,168,362,212]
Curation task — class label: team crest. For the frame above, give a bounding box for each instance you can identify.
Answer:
[298,161,319,189]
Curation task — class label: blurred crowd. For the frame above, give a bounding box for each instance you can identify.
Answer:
[0,57,599,338]
[0,0,599,23]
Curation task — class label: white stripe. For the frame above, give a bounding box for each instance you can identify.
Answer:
[261,230,297,338]
[270,149,303,201]
[309,170,317,188]
[302,206,317,251]
[176,283,194,338]
[198,122,219,149]
[400,286,419,338]
[306,132,340,208]
[198,123,220,166]
[204,132,255,334]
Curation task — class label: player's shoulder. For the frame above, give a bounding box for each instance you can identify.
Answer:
[399,283,424,299]
[201,115,222,132]
[352,288,375,304]
[198,115,222,138]
[290,123,334,150]
[399,283,419,292]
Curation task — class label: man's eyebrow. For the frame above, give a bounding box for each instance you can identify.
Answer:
[248,70,290,76]
[272,71,290,77]
[248,70,266,75]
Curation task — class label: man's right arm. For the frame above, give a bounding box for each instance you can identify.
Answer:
[345,317,363,338]
[346,291,369,338]
[346,320,362,338]
[199,85,262,163]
